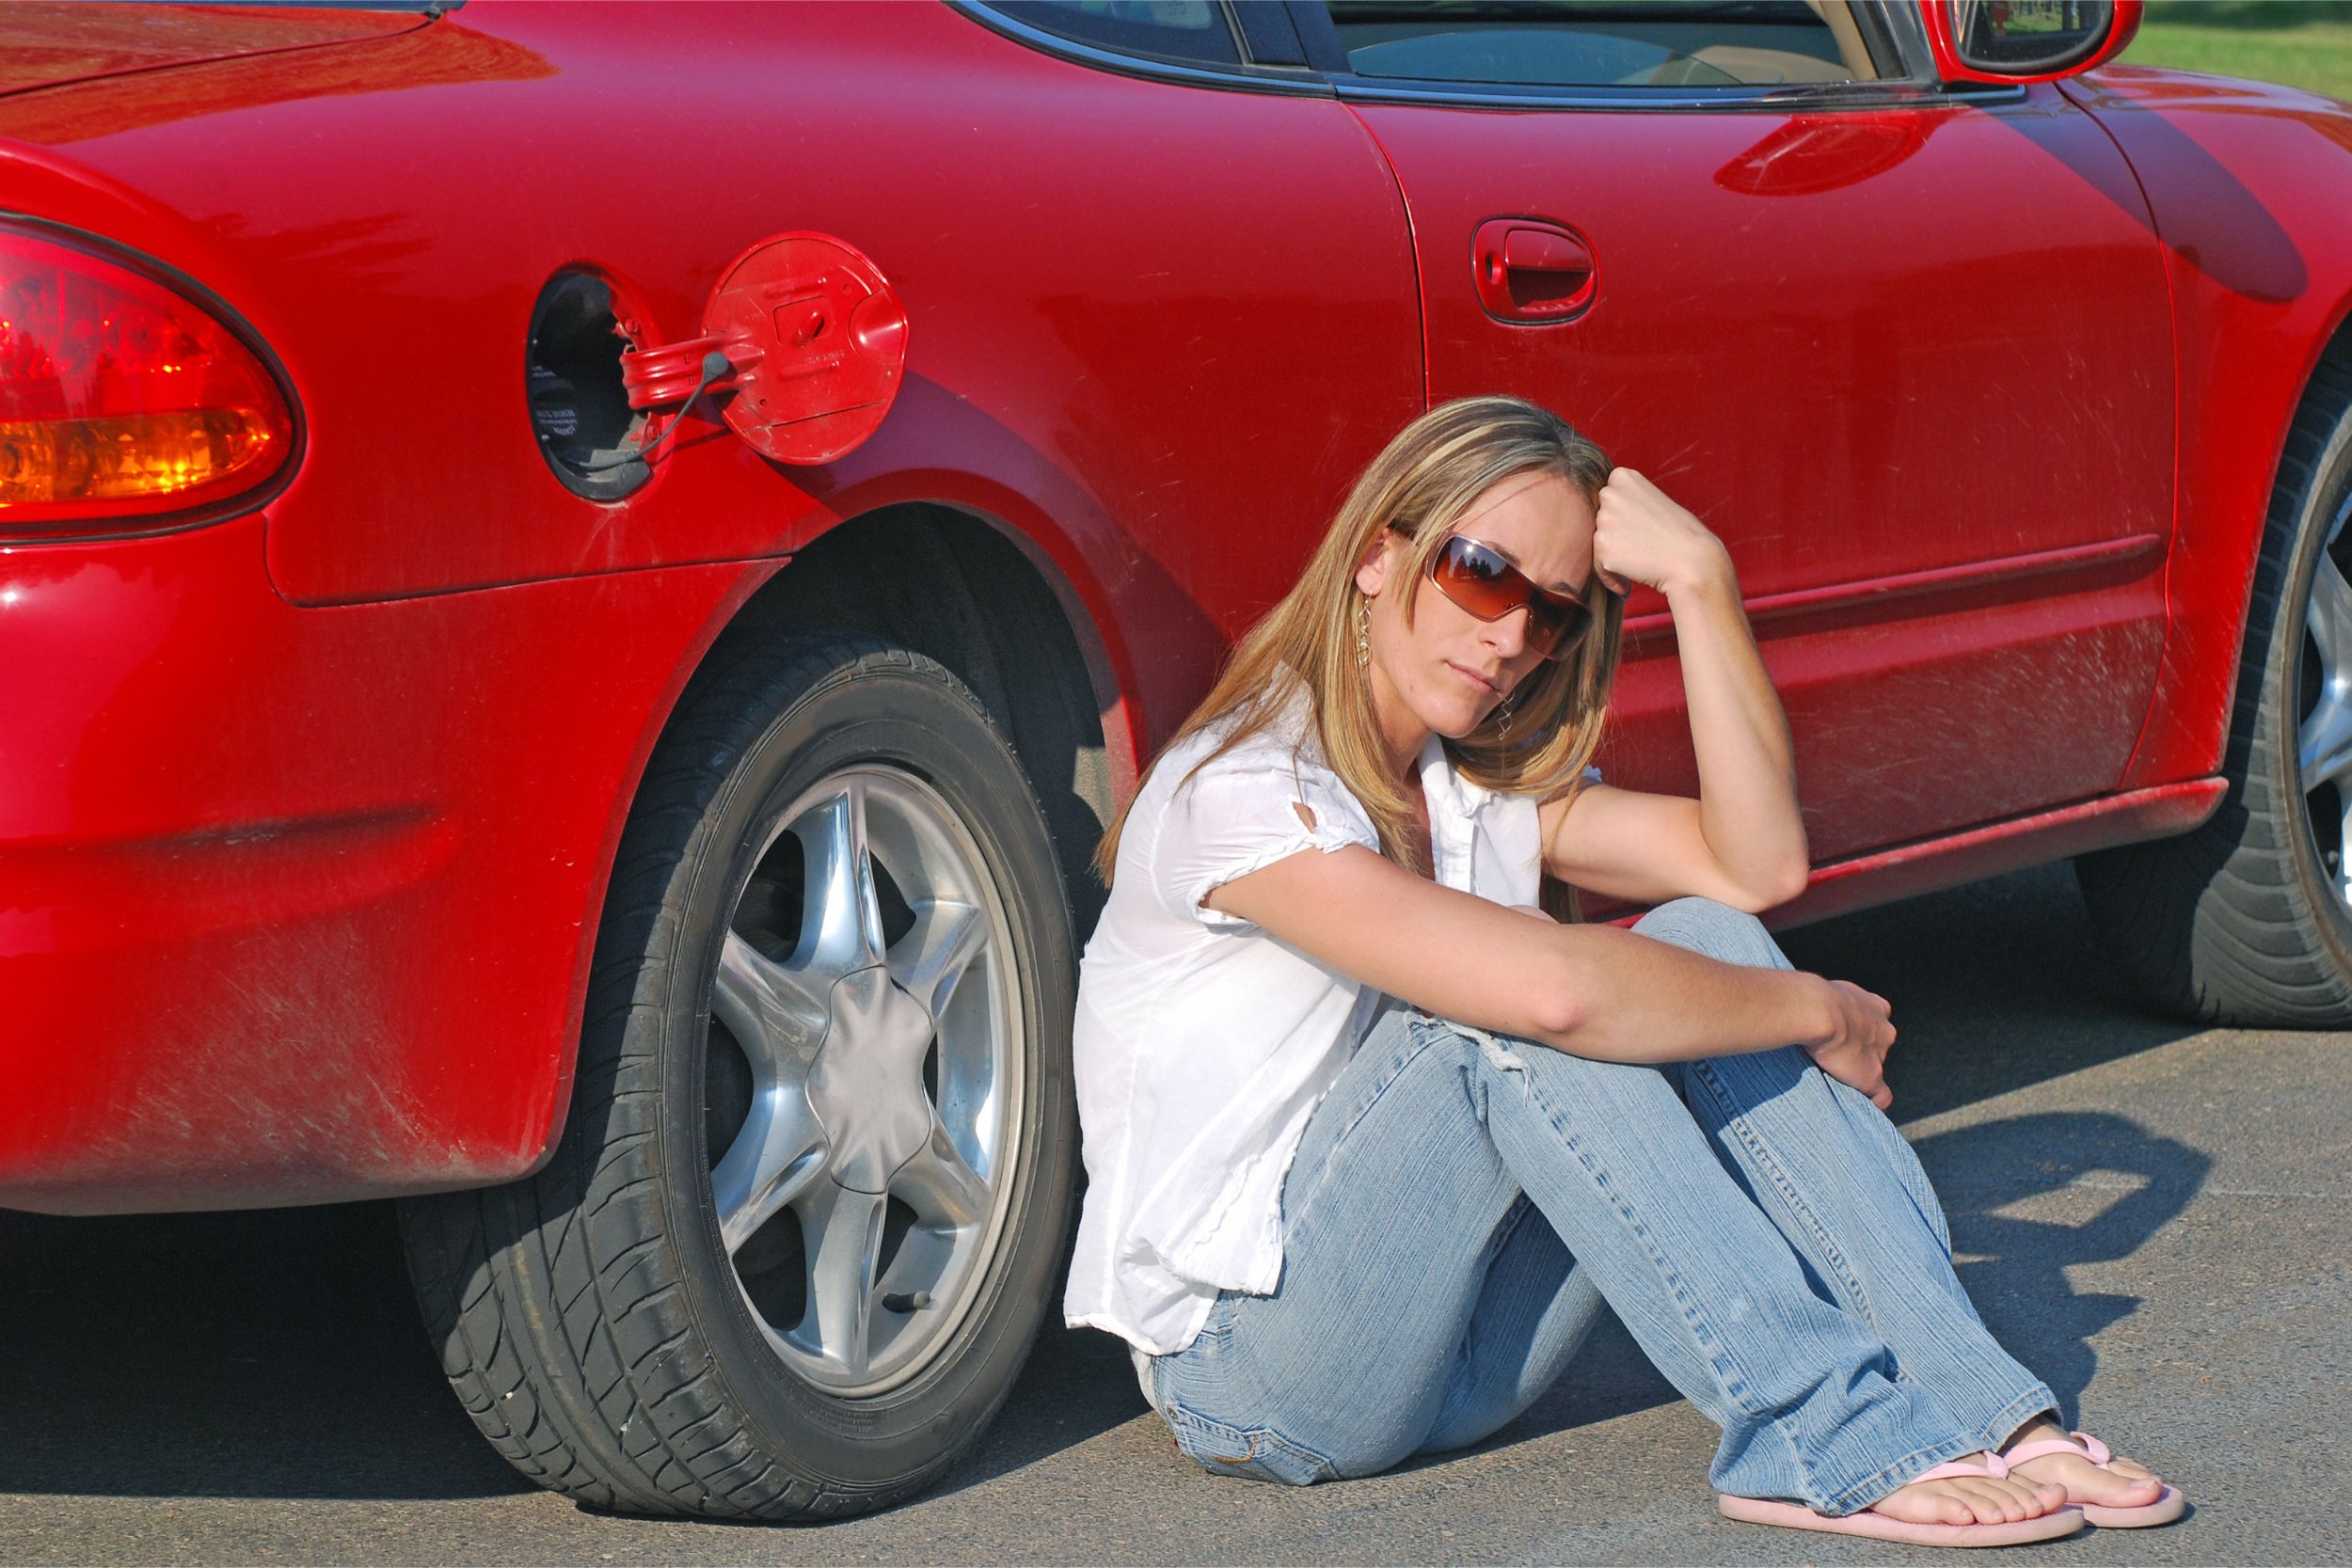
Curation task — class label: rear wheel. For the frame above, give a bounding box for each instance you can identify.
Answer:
[400,636,1078,1518]
[2076,362,2352,1025]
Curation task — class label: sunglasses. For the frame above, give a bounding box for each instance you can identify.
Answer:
[1422,532,1594,660]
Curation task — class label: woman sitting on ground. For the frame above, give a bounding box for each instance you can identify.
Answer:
[1062,395,2182,1546]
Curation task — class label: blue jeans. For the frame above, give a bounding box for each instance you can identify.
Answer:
[1144,897,2058,1514]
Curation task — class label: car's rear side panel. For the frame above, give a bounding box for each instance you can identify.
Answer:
[0,512,764,1212]
[0,1,1422,1211]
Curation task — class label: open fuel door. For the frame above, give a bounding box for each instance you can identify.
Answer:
[620,231,909,466]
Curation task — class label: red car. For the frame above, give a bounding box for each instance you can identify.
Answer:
[4,0,2347,1521]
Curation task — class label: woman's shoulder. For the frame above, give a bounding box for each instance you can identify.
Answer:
[1161,676,1334,792]
[1139,682,1376,860]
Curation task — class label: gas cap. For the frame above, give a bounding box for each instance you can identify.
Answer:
[619,231,909,466]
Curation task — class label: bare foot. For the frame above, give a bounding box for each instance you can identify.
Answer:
[1866,1452,2070,1528]
[1999,1418,2168,1511]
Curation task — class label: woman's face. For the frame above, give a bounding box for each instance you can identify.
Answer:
[1356,469,1596,755]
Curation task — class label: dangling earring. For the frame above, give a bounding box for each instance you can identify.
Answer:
[1355,596,1370,670]
[1497,690,1515,742]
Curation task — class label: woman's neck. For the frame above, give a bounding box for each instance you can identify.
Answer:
[1366,660,1431,789]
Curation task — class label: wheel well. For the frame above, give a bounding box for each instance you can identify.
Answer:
[2318,306,2352,390]
[707,504,1113,932]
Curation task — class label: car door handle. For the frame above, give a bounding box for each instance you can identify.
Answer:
[1473,218,1597,323]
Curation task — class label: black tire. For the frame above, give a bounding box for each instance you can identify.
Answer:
[2075,359,2352,1026]
[399,635,1079,1518]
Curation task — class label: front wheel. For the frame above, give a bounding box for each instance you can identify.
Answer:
[2076,362,2352,1025]
[400,636,1079,1518]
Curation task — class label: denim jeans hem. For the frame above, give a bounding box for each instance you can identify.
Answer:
[1814,1383,2063,1515]
[1968,1385,2063,1460]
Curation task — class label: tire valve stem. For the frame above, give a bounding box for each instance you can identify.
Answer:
[882,1291,932,1314]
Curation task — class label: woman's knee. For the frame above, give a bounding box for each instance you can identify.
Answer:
[1464,1018,1692,1125]
[1631,895,1790,971]
[1684,1041,1817,1116]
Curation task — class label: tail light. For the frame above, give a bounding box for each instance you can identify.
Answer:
[0,225,294,539]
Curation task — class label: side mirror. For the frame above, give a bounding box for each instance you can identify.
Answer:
[1918,0,2142,85]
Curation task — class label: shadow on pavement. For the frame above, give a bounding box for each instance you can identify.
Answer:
[1777,859,2205,1126]
[1929,1110,2212,1416]
[921,1323,1152,1503]
[0,860,2213,1505]
[0,1200,531,1501]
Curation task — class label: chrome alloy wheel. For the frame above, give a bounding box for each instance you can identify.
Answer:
[705,767,1023,1397]
[2300,488,2352,911]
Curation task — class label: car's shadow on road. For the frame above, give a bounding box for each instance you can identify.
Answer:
[0,1200,532,1501]
[0,861,2213,1506]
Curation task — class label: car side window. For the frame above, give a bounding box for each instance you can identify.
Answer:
[991,1,1246,67]
[1307,0,1879,88]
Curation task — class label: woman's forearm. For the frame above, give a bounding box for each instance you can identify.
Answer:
[1214,844,1837,1064]
[1530,923,1833,1064]
[1662,556,1809,903]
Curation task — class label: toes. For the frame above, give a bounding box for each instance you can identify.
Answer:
[2080,1455,2163,1502]
[2004,1485,2060,1523]
[1882,1471,2079,1528]
[2013,1481,2060,1520]
[1955,1480,2026,1524]
[2000,1479,2062,1521]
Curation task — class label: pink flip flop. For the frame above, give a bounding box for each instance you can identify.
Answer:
[1719,1451,2088,1547]
[2001,1429,2186,1528]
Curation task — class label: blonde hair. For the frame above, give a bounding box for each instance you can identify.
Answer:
[1096,395,1625,921]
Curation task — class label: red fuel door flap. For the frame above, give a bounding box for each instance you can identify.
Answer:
[619,231,909,466]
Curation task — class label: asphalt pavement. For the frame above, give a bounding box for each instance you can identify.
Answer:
[3,860,2345,1564]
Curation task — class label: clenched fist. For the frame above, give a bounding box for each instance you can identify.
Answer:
[1593,467,1735,599]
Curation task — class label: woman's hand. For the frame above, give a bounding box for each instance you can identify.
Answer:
[1592,467,1734,599]
[1803,976,1898,1109]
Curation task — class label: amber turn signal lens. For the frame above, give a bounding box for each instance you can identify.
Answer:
[0,227,293,536]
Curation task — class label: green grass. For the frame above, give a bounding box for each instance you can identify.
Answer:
[2121,0,2352,103]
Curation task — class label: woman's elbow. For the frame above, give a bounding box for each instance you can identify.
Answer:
[1515,952,1589,1041]
[1722,855,1810,914]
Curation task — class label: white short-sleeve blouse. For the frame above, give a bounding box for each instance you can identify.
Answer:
[1063,681,1599,1355]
